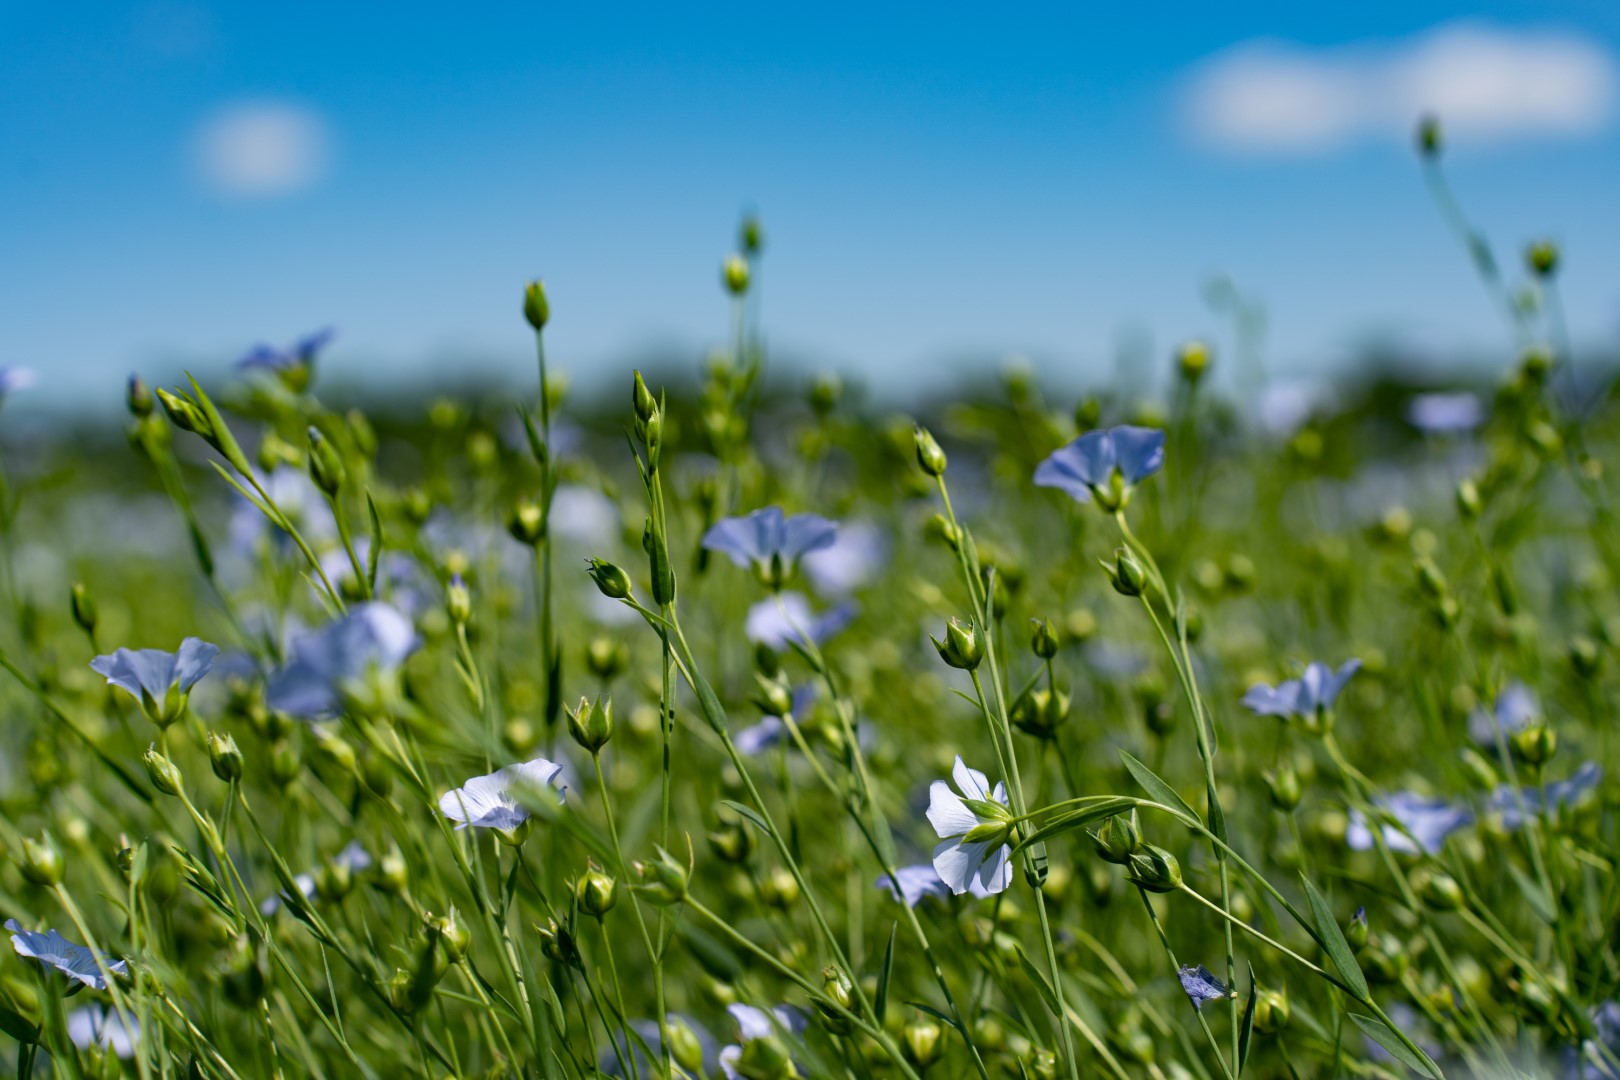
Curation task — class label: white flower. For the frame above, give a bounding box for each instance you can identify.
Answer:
[925,756,1013,896]
[439,758,567,831]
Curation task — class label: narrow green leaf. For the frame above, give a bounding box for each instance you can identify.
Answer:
[1348,1014,1442,1078]
[186,374,254,478]
[1015,945,1061,1016]
[517,405,548,467]
[875,923,897,1025]
[1117,749,1202,826]
[0,1003,38,1045]
[1506,862,1555,924]
[1010,798,1138,855]
[720,800,771,836]
[365,492,384,595]
[1237,963,1258,1073]
[1301,876,1369,1001]
[905,1002,964,1036]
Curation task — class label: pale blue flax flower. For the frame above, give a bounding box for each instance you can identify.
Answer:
[745,592,856,651]
[6,921,128,990]
[1178,965,1230,1011]
[702,507,838,588]
[1034,426,1165,510]
[68,1004,138,1059]
[266,602,419,717]
[1243,659,1360,726]
[875,862,996,906]
[238,328,334,389]
[1467,681,1538,747]
[1346,792,1471,855]
[91,637,219,726]
[802,521,887,596]
[260,841,373,916]
[926,756,1014,896]
[1407,391,1483,435]
[718,1003,808,1080]
[0,366,36,398]
[439,757,568,841]
[1490,761,1602,829]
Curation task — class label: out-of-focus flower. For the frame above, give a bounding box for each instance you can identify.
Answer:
[237,328,335,380]
[717,1003,808,1080]
[745,592,856,651]
[702,507,838,588]
[802,521,887,596]
[1034,426,1165,509]
[266,603,419,717]
[1346,792,1471,855]
[1407,392,1484,434]
[1468,682,1538,746]
[0,366,36,397]
[260,841,372,916]
[1243,660,1360,723]
[67,1004,138,1059]
[926,756,1013,896]
[439,758,567,833]
[6,921,127,990]
[1490,762,1602,829]
[1178,965,1230,1011]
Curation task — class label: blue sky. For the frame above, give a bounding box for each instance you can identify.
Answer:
[5,2,1620,408]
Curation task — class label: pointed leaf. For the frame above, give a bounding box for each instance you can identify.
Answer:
[365,492,384,595]
[1014,945,1060,1016]
[1348,1013,1442,1078]
[186,374,254,478]
[904,1002,964,1037]
[1237,964,1258,1073]
[1301,876,1368,1001]
[720,800,771,837]
[0,1004,38,1045]
[875,923,897,1025]
[1506,862,1556,925]
[1117,749,1202,826]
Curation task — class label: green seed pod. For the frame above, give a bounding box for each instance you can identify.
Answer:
[1265,766,1302,811]
[901,1018,943,1070]
[69,582,97,637]
[758,865,799,910]
[1570,635,1603,679]
[815,966,854,1035]
[1526,239,1559,278]
[507,498,546,546]
[708,817,757,864]
[1511,723,1556,766]
[566,695,614,755]
[1252,988,1291,1034]
[1176,339,1211,384]
[1125,844,1182,893]
[142,744,183,797]
[1030,617,1059,659]
[1105,547,1148,597]
[634,845,691,906]
[584,637,629,681]
[1412,867,1464,911]
[1456,479,1482,519]
[1090,811,1142,865]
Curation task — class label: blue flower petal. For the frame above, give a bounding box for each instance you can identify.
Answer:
[1177,964,1229,1010]
[1111,426,1166,483]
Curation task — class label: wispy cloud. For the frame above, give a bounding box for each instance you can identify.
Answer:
[191,100,332,198]
[1183,22,1618,154]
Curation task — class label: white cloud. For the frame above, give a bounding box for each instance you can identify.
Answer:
[1184,22,1618,154]
[192,101,332,198]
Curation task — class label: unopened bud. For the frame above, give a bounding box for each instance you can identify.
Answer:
[914,427,947,477]
[1030,617,1059,659]
[751,672,795,718]
[634,845,691,906]
[208,732,243,782]
[507,499,546,545]
[1416,115,1442,157]
[1176,339,1211,384]
[931,617,983,670]
[1105,548,1148,597]
[20,832,64,886]
[1412,867,1464,911]
[816,966,854,1035]
[1125,843,1182,893]
[1526,239,1559,278]
[632,371,658,424]
[523,279,550,331]
[587,558,633,600]
[574,864,618,918]
[69,582,97,636]
[143,744,183,796]
[722,254,750,296]
[584,637,629,681]
[127,374,154,418]
[1264,766,1302,811]
[567,695,614,754]
[902,1018,943,1069]
[1570,635,1603,679]
[1512,723,1556,766]
[447,574,472,626]
[1091,811,1142,865]
[1346,907,1369,952]
[1456,479,1481,519]
[307,427,345,496]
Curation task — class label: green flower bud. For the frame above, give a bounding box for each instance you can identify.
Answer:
[507,498,546,546]
[307,426,345,496]
[634,845,691,907]
[68,582,96,637]
[587,558,634,600]
[1253,988,1291,1034]
[736,1034,794,1080]
[402,487,433,525]
[1264,766,1302,811]
[1011,687,1069,739]
[751,672,795,718]
[1104,547,1148,597]
[426,907,471,962]
[815,966,854,1035]
[1414,556,1447,598]
[574,864,617,918]
[316,856,354,902]
[536,918,579,966]
[931,617,983,670]
[1521,346,1553,384]
[127,374,154,418]
[143,744,183,796]
[567,695,614,755]
[268,739,301,789]
[1570,635,1603,679]
[1456,479,1482,519]
[1030,617,1059,659]
[914,426,947,477]
[1176,339,1211,384]
[1345,907,1369,952]
[1512,723,1556,765]
[373,846,409,895]
[584,636,629,681]
[722,254,750,296]
[1412,867,1464,912]
[1125,843,1182,893]
[1416,115,1442,156]
[667,1016,705,1072]
[446,574,472,626]
[523,279,550,331]
[740,214,764,255]
[154,387,210,437]
[207,731,243,782]
[20,832,64,887]
[902,1018,943,1070]
[758,865,799,910]
[808,372,842,416]
[708,817,757,864]
[632,370,658,424]
[1090,810,1142,865]
[1526,239,1559,278]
